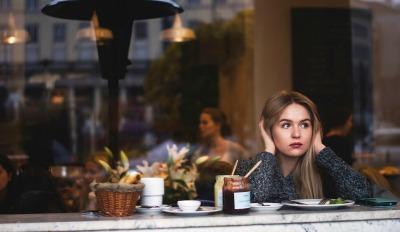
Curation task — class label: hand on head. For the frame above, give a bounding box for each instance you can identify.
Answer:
[259,119,276,154]
[312,123,326,155]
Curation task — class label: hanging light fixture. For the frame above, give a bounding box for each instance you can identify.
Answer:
[42,0,183,160]
[76,12,113,45]
[2,13,30,44]
[161,14,195,42]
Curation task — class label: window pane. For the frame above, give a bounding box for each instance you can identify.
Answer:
[53,23,66,43]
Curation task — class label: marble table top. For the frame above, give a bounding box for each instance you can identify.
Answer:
[0,205,399,232]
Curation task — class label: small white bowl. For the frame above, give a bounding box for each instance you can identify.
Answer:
[177,200,201,212]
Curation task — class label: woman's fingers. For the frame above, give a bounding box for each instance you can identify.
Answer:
[313,126,325,155]
[259,119,275,154]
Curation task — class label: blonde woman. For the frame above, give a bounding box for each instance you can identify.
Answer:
[236,91,370,202]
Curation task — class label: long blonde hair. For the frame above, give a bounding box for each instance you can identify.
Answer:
[261,90,323,198]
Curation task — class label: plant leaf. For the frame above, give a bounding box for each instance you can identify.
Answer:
[97,159,112,174]
[120,150,130,171]
[209,155,221,164]
[195,155,209,165]
[104,147,114,159]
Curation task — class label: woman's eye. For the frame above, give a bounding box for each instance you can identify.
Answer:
[281,123,290,129]
[300,122,310,128]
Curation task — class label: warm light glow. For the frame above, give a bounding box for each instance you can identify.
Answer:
[51,94,65,105]
[4,36,16,44]
[2,14,29,44]
[76,12,113,45]
[161,14,196,42]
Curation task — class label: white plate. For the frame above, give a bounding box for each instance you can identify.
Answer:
[136,205,170,214]
[162,206,222,216]
[250,203,283,211]
[282,199,355,210]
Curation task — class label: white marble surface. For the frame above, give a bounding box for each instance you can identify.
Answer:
[0,205,399,232]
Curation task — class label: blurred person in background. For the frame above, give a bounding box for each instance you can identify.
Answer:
[192,107,250,202]
[13,116,65,213]
[193,107,250,165]
[323,108,354,166]
[0,154,16,213]
[78,152,109,211]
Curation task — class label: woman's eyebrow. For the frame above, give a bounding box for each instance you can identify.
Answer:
[279,119,292,123]
[278,118,311,123]
[300,119,311,122]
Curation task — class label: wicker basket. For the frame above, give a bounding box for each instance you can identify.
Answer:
[95,190,141,217]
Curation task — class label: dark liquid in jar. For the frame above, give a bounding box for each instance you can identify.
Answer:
[223,177,250,214]
[223,189,250,214]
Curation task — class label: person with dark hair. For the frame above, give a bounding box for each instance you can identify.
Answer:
[323,108,354,166]
[0,154,16,213]
[191,108,249,202]
[10,120,66,214]
[194,107,249,165]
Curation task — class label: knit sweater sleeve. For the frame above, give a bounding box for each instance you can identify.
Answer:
[235,152,296,203]
[315,147,371,200]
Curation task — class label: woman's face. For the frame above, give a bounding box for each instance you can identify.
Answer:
[199,113,220,139]
[271,103,313,158]
[84,161,104,183]
[0,165,11,191]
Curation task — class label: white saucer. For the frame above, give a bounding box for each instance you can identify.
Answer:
[250,203,283,211]
[282,199,355,210]
[162,206,222,216]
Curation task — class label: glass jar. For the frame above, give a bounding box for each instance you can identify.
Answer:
[223,176,250,214]
[214,175,238,208]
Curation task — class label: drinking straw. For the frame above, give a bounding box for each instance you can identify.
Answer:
[244,160,262,178]
[231,160,238,175]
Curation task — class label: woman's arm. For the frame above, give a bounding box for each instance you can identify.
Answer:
[235,152,296,203]
[315,147,371,200]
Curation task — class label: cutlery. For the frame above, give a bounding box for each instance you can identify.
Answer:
[285,200,307,205]
[258,203,272,206]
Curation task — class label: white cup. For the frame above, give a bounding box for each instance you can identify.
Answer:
[177,200,201,212]
[140,177,164,207]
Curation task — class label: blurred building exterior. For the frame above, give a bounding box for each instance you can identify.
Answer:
[0,0,253,158]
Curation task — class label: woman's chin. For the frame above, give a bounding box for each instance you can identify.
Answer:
[281,149,307,158]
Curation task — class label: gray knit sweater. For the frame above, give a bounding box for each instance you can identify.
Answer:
[235,147,371,203]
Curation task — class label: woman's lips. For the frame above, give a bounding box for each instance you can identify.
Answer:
[289,142,303,149]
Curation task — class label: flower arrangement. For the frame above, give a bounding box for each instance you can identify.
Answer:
[136,144,198,204]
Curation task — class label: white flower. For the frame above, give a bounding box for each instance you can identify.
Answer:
[136,160,165,177]
[166,144,189,162]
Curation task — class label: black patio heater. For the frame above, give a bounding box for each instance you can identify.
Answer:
[42,0,183,164]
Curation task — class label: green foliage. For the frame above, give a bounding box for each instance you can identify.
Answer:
[330,198,345,204]
[145,10,254,142]
[97,147,131,183]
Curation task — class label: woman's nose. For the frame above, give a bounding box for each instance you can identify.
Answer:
[291,127,301,138]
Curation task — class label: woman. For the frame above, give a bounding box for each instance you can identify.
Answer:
[79,152,108,211]
[194,107,250,165]
[236,91,370,203]
[323,108,354,166]
[193,107,249,201]
[0,154,15,213]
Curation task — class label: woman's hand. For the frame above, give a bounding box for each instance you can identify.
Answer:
[313,127,326,155]
[259,119,275,154]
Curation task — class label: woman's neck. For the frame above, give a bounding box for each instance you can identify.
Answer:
[277,154,300,177]
[205,135,227,154]
[206,134,224,147]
